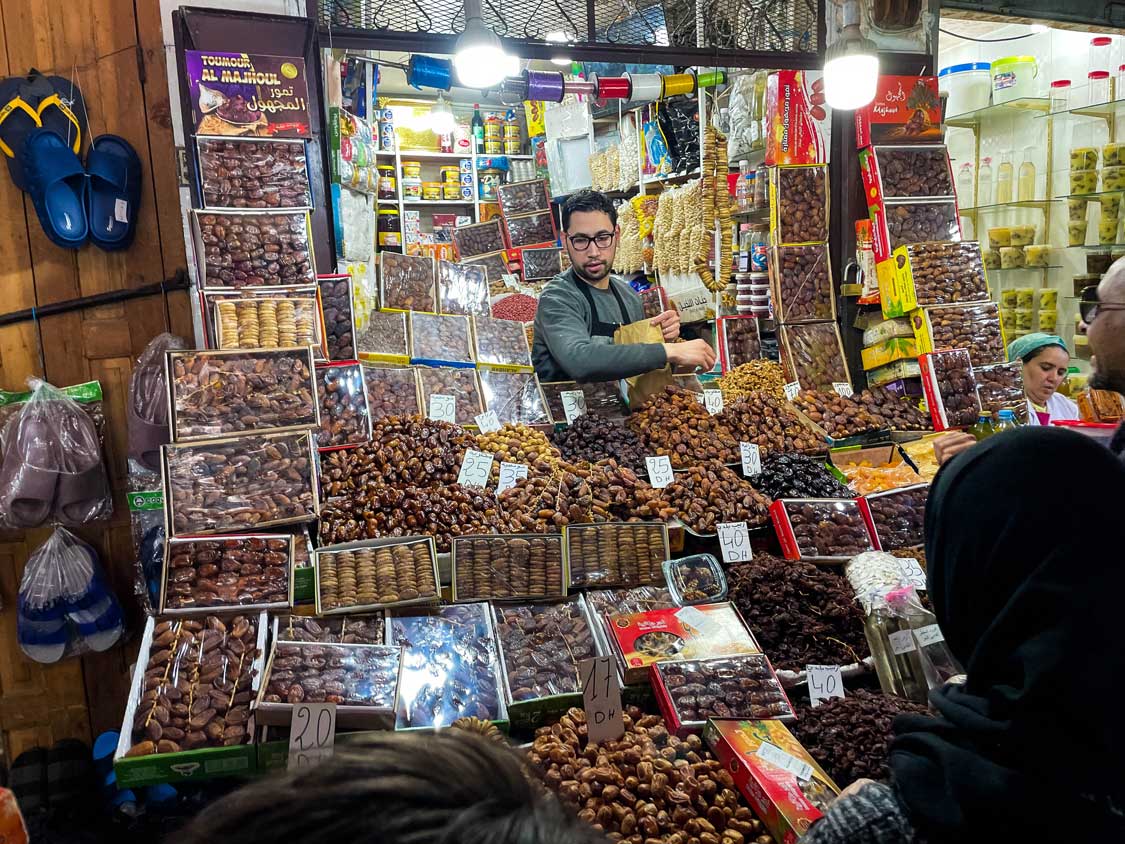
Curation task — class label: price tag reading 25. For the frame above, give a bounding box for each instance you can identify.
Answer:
[457,449,494,488]
[645,455,674,489]
[717,521,752,563]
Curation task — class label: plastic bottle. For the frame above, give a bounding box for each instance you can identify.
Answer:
[977,157,993,207]
[1018,147,1037,202]
[995,408,1021,431]
[996,152,1014,205]
[969,412,996,441]
[471,104,485,154]
[956,162,975,208]
[736,160,752,211]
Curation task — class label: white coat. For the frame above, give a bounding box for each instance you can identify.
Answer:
[1024,392,1080,425]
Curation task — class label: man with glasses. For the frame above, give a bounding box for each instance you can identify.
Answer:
[1082,262,1125,458]
[532,189,716,383]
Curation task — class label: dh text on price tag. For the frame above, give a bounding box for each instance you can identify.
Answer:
[457,448,495,488]
[475,410,501,433]
[889,629,917,655]
[560,390,586,424]
[496,462,529,494]
[287,702,337,770]
[784,381,801,401]
[579,656,625,744]
[896,556,927,590]
[717,521,752,563]
[807,665,845,707]
[703,389,724,415]
[914,624,945,648]
[428,393,456,423]
[646,455,674,489]
[832,381,854,398]
[756,741,813,781]
[740,442,761,476]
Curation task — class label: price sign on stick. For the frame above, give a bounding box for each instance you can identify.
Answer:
[580,656,625,744]
[475,410,501,433]
[496,462,529,494]
[288,702,337,770]
[832,382,854,398]
[807,665,844,707]
[703,389,724,415]
[784,381,801,401]
[560,390,586,424]
[457,449,494,488]
[428,394,456,423]
[646,455,674,489]
[717,521,752,563]
[740,442,761,476]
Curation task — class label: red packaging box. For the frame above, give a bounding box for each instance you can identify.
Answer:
[855,76,943,148]
[765,71,830,166]
[769,498,877,563]
[717,315,762,371]
[704,719,839,844]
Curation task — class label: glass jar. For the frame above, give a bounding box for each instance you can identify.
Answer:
[1050,79,1071,113]
[753,163,768,209]
[378,208,402,252]
[1089,71,1111,107]
[377,165,396,200]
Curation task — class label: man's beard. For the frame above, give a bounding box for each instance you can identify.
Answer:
[573,261,611,283]
[1089,369,1125,393]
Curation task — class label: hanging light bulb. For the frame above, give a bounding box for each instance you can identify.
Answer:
[546,31,571,67]
[823,0,879,110]
[430,92,455,133]
[454,0,512,89]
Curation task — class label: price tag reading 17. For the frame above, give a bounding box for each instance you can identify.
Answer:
[496,462,529,494]
[560,390,586,424]
[474,410,501,433]
[579,656,625,744]
[806,664,844,708]
[645,455,674,489]
[784,381,801,401]
[703,389,724,415]
[428,394,456,423]
[832,382,854,398]
[457,449,495,488]
[287,702,337,770]
[716,521,752,563]
[740,442,761,476]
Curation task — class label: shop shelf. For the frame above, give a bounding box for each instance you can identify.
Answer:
[403,199,475,206]
[945,97,1052,130]
[988,264,1063,273]
[1061,190,1125,202]
[1039,96,1125,121]
[397,150,472,160]
[1068,242,1125,250]
[959,199,1058,216]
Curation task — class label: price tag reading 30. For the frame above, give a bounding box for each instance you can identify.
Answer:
[807,664,845,708]
[646,455,674,489]
[740,442,761,476]
[703,389,724,415]
[717,521,752,563]
[287,702,337,770]
[428,394,456,423]
[474,410,501,433]
[496,462,529,494]
[457,449,495,488]
[560,390,586,424]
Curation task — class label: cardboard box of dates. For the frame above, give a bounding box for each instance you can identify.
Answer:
[191,209,316,291]
[875,240,988,319]
[769,498,877,563]
[704,719,840,844]
[159,535,294,616]
[854,75,942,148]
[114,612,268,787]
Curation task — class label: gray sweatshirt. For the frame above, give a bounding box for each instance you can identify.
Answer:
[531,269,667,383]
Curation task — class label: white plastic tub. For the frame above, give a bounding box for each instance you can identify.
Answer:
[991,56,1040,104]
[939,62,992,115]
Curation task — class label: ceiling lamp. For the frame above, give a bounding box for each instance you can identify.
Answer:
[546,31,572,67]
[823,0,879,110]
[454,1,511,89]
[430,93,456,133]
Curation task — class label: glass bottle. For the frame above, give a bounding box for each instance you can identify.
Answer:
[996,152,1014,204]
[471,104,485,154]
[864,590,928,703]
[1018,147,1037,202]
[977,157,993,207]
[956,162,975,209]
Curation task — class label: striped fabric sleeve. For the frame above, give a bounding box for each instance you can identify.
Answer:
[800,782,917,844]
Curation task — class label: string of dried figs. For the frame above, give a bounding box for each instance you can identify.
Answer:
[627,386,738,468]
[498,470,593,533]
[719,392,825,456]
[635,463,771,535]
[528,706,776,844]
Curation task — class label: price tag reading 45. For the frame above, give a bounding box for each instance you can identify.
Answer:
[703,389,724,415]
[428,394,456,423]
[287,702,336,770]
[645,455,674,489]
[579,656,624,744]
[457,449,495,488]
[717,521,752,563]
[560,390,586,424]
[807,664,844,708]
[740,442,761,476]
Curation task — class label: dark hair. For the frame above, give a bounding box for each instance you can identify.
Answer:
[1021,346,1069,365]
[561,189,617,232]
[172,731,604,844]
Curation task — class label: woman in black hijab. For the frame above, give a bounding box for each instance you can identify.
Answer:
[804,426,1125,844]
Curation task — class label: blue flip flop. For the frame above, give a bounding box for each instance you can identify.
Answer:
[85,134,140,251]
[0,75,43,190]
[21,128,88,249]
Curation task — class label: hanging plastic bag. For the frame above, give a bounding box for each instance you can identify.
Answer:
[129,332,187,475]
[17,528,124,663]
[0,379,112,529]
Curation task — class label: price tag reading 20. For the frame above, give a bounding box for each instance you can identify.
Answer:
[287,702,337,770]
[645,455,674,489]
[428,394,456,423]
[717,521,752,563]
[457,449,495,488]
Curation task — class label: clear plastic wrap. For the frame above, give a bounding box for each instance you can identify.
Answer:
[463,250,511,285]
[164,431,318,536]
[18,527,124,662]
[779,322,850,392]
[0,379,112,528]
[497,179,551,215]
[922,349,979,429]
[315,538,439,613]
[129,332,187,473]
[379,252,436,311]
[389,603,503,727]
[494,598,596,702]
[128,475,165,614]
[973,361,1027,422]
[846,550,918,614]
[417,366,484,425]
[924,302,1004,367]
[356,309,409,359]
[194,210,314,288]
[197,137,311,209]
[663,554,728,605]
[452,220,506,259]
[479,369,550,425]
[717,315,762,371]
[566,522,668,588]
[451,534,566,601]
[520,246,563,281]
[409,312,474,364]
[473,315,533,368]
[437,261,489,316]
[503,211,557,248]
[655,654,793,725]
[774,498,875,561]
[0,381,106,459]
[771,244,834,322]
[316,362,372,448]
[168,349,318,441]
[213,294,323,352]
[897,242,989,308]
[872,146,954,198]
[772,165,828,244]
[361,363,421,420]
[541,380,627,422]
[867,586,962,704]
[161,536,292,613]
[584,586,675,619]
[123,613,261,757]
[319,275,358,361]
[885,200,961,251]
[864,484,928,551]
[276,612,384,644]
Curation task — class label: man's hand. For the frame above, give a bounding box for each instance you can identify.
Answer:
[650,309,681,341]
[665,339,716,372]
[933,431,977,466]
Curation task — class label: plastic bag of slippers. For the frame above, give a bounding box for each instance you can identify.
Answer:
[0,379,112,528]
[127,332,186,476]
[18,528,124,663]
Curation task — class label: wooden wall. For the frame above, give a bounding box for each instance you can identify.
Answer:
[0,0,194,760]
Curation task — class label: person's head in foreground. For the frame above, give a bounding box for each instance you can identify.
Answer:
[1006,332,1070,407]
[890,427,1125,841]
[172,731,605,844]
[1086,257,1125,395]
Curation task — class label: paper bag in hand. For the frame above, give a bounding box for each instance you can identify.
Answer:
[614,318,674,407]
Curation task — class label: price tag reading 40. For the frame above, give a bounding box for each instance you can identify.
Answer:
[457,449,495,488]
[717,521,752,563]
[560,390,586,424]
[740,442,761,476]
[474,410,501,433]
[645,455,674,489]
[579,656,625,744]
[287,702,337,770]
[807,665,845,707]
[428,394,456,423]
[832,382,854,398]
[496,462,529,494]
[703,390,724,415]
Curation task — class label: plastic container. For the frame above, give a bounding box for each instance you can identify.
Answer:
[1100,214,1121,245]
[939,62,992,115]
[402,177,422,200]
[1010,224,1036,247]
[1069,199,1088,222]
[401,160,422,180]
[377,165,396,200]
[1000,247,1025,269]
[1018,147,1036,202]
[422,181,442,201]
[1103,166,1125,191]
[662,555,728,606]
[1090,36,1113,78]
[991,56,1039,104]
[1039,309,1058,331]
[987,226,1012,247]
[1089,70,1111,107]
[1050,79,1071,113]
[1105,143,1125,167]
[1071,147,1099,171]
[1071,169,1098,195]
[1024,244,1051,267]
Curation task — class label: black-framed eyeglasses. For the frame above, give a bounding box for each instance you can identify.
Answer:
[1079,285,1125,323]
[567,231,615,251]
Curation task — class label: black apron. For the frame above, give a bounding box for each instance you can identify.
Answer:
[573,273,631,338]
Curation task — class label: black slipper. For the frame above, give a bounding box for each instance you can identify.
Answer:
[9,747,46,816]
[45,739,93,808]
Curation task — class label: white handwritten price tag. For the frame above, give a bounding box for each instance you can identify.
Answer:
[501,272,520,288]
[740,442,761,476]
[496,462,529,494]
[475,410,501,433]
[756,741,813,782]
[287,702,337,770]
[646,455,674,489]
[560,390,586,424]
[914,624,945,648]
[833,381,854,398]
[580,656,625,744]
[717,521,752,563]
[457,449,495,488]
[807,665,845,708]
[896,556,927,590]
[703,389,724,415]
[784,381,801,401]
[428,394,456,423]
[889,629,917,655]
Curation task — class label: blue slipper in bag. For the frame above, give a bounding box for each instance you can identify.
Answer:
[21,128,87,249]
[86,134,140,251]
